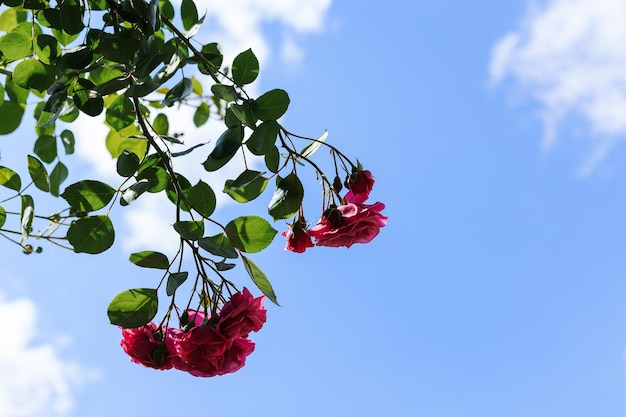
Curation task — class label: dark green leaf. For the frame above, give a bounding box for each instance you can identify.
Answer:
[0,206,6,228]
[188,180,216,217]
[166,272,188,296]
[0,102,25,135]
[61,180,116,212]
[107,288,158,328]
[129,251,170,269]
[60,129,75,154]
[62,44,92,69]
[224,170,268,203]
[120,179,150,206]
[106,95,135,131]
[251,89,290,121]
[98,32,140,63]
[230,102,257,128]
[49,161,68,196]
[136,166,169,192]
[246,120,279,155]
[268,173,304,220]
[165,172,192,210]
[173,220,204,240]
[68,215,115,254]
[215,262,235,271]
[198,233,238,258]
[117,150,140,177]
[265,145,280,173]
[37,91,66,129]
[162,77,193,107]
[73,79,104,116]
[232,48,259,86]
[180,0,198,31]
[27,155,49,192]
[202,125,243,172]
[60,0,84,35]
[225,215,277,253]
[0,166,22,191]
[211,84,239,102]
[34,134,57,163]
[242,256,279,305]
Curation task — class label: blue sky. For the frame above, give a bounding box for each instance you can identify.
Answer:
[3,0,626,416]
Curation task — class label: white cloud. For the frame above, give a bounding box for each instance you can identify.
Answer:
[0,292,97,417]
[490,0,626,175]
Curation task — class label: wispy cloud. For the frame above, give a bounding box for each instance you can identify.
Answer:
[489,0,626,175]
[0,292,98,417]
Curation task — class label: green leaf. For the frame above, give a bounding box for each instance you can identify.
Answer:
[180,0,198,31]
[27,155,49,192]
[224,170,269,203]
[37,91,66,129]
[0,8,27,32]
[202,125,243,172]
[117,150,140,177]
[60,130,75,154]
[211,84,239,103]
[107,288,158,328]
[60,0,84,35]
[162,77,192,107]
[98,32,140,64]
[152,113,169,135]
[215,262,235,271]
[13,59,52,91]
[61,180,116,212]
[166,272,188,296]
[20,195,34,240]
[232,48,259,86]
[225,215,277,253]
[67,215,115,254]
[246,120,279,155]
[0,102,25,135]
[106,95,135,131]
[0,32,31,61]
[106,126,147,159]
[35,34,59,64]
[34,134,57,163]
[242,256,279,306]
[0,167,22,191]
[49,161,68,197]
[193,102,210,127]
[300,130,329,158]
[129,251,170,269]
[265,145,279,173]
[268,173,304,220]
[62,44,92,69]
[165,172,192,210]
[0,206,6,228]
[73,78,104,116]
[188,180,216,217]
[230,102,257,128]
[198,233,238,258]
[173,220,204,241]
[251,89,290,121]
[136,166,169,192]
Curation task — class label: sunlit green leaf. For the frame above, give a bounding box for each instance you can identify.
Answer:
[225,215,277,253]
[242,256,279,305]
[0,166,22,191]
[193,102,210,127]
[27,155,49,192]
[106,95,135,131]
[67,215,115,254]
[188,180,216,217]
[129,251,170,269]
[34,134,57,163]
[0,32,31,61]
[107,288,158,328]
[61,180,116,212]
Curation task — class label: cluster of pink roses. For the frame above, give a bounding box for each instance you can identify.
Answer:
[120,288,266,377]
[283,169,387,252]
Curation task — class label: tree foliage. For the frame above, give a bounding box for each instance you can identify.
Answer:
[0,0,387,376]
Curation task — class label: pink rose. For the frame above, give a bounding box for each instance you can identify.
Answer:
[282,227,314,253]
[120,322,174,370]
[172,325,229,377]
[345,170,374,203]
[217,337,255,375]
[308,201,387,248]
[217,288,266,339]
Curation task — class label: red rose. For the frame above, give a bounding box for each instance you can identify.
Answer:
[217,288,267,339]
[345,170,375,203]
[282,227,314,253]
[217,337,255,375]
[308,201,387,248]
[120,322,174,370]
[172,325,229,377]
